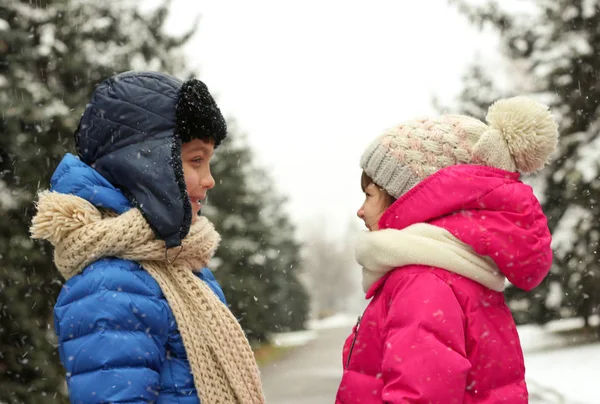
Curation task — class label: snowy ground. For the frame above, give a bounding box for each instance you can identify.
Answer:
[520,317,599,404]
[270,314,599,404]
[270,313,357,347]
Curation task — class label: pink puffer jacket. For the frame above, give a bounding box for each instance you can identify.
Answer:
[336,165,552,404]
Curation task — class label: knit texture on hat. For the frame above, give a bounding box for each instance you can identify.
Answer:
[360,96,559,198]
[30,191,266,404]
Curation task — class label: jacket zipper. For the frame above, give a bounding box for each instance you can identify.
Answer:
[345,315,362,369]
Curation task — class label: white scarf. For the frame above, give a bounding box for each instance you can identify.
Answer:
[356,223,506,292]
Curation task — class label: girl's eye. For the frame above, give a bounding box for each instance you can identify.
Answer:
[192,157,204,164]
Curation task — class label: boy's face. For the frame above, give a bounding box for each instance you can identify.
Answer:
[181,138,216,223]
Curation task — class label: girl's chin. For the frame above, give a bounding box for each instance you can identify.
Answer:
[367,224,378,231]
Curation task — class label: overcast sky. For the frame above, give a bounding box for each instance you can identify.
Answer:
[153,0,498,239]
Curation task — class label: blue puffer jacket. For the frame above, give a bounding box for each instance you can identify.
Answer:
[51,154,226,403]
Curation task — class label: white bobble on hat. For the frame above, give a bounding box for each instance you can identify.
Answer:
[475,96,559,174]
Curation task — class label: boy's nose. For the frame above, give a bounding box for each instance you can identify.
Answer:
[202,173,216,190]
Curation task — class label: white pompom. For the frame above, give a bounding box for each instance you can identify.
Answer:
[486,96,559,173]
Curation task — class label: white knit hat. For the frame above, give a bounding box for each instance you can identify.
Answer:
[360,96,559,198]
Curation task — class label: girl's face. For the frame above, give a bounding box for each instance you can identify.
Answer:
[181,138,216,223]
[357,182,393,231]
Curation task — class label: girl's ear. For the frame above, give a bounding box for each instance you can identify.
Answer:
[379,187,396,209]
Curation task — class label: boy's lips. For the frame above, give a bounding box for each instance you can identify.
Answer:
[190,196,205,210]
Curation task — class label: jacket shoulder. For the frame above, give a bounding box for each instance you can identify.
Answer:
[54,258,171,341]
[56,258,163,306]
[378,265,507,312]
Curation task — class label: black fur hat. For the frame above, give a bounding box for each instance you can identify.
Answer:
[176,78,227,146]
[75,71,227,248]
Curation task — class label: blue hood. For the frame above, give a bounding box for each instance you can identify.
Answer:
[50,153,131,213]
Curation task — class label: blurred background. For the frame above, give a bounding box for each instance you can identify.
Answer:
[1,0,599,403]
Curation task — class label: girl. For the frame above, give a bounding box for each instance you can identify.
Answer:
[30,71,265,404]
[336,97,559,403]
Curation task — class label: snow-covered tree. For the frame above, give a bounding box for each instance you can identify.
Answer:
[2,1,310,401]
[205,127,309,342]
[2,1,190,402]
[450,0,600,326]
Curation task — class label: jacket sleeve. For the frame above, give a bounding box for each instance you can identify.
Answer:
[54,260,170,403]
[381,272,471,403]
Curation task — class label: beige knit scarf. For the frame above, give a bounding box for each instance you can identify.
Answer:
[30,191,265,404]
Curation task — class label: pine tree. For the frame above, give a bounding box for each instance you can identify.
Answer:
[1,1,309,400]
[0,1,193,402]
[205,127,309,342]
[450,0,600,326]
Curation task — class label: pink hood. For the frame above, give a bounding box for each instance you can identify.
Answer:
[378,164,552,291]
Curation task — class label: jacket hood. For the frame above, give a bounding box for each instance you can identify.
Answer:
[74,71,226,248]
[50,153,131,213]
[379,164,552,291]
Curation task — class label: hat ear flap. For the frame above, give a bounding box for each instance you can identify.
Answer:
[93,135,190,249]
